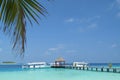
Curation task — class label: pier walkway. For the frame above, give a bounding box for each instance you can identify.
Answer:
[65,66,120,73]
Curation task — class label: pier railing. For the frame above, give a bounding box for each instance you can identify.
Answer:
[65,66,120,73]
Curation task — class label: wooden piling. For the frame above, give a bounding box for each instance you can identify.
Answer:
[79,67,81,70]
[101,68,103,72]
[107,68,109,72]
[87,67,89,70]
[113,68,116,73]
[96,68,98,71]
[83,67,85,70]
[91,67,93,71]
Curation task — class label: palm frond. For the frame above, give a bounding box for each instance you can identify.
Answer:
[0,0,47,55]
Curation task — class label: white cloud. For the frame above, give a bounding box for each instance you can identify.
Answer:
[79,16,100,23]
[109,3,114,10]
[110,0,120,9]
[114,0,120,17]
[117,12,120,17]
[66,50,77,53]
[65,16,100,23]
[0,39,2,44]
[48,48,58,51]
[65,16,100,33]
[45,44,65,55]
[49,44,64,51]
[0,48,2,52]
[79,27,85,33]
[78,23,97,33]
[109,0,120,18]
[111,44,118,48]
[88,23,97,29]
[65,18,74,23]
[95,16,101,19]
[116,0,120,4]
[97,41,103,44]
[87,16,101,23]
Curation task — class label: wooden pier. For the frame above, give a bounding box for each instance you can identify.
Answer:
[65,66,120,73]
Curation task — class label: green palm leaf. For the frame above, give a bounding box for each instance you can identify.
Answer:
[0,0,47,55]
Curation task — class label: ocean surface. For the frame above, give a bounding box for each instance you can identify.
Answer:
[0,63,120,80]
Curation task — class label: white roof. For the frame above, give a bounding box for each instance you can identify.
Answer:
[27,62,46,65]
[73,62,88,65]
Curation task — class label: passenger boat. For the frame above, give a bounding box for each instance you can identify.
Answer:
[22,62,49,68]
[73,62,88,67]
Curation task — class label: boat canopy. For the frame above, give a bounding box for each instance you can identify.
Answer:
[27,62,46,65]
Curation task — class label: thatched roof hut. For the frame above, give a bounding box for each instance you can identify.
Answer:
[51,57,65,68]
[55,57,65,62]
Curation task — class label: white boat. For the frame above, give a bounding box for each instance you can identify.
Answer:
[73,62,88,67]
[22,62,49,69]
[50,62,59,66]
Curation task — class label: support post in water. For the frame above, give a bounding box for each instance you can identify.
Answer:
[107,68,109,72]
[101,68,103,72]
[96,68,98,71]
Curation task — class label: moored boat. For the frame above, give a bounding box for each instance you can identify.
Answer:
[22,62,49,69]
[73,62,88,67]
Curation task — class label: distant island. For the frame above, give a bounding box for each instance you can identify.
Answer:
[2,61,16,64]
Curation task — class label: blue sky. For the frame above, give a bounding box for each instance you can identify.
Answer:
[0,0,120,63]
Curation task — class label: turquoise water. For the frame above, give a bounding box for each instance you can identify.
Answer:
[0,68,120,80]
